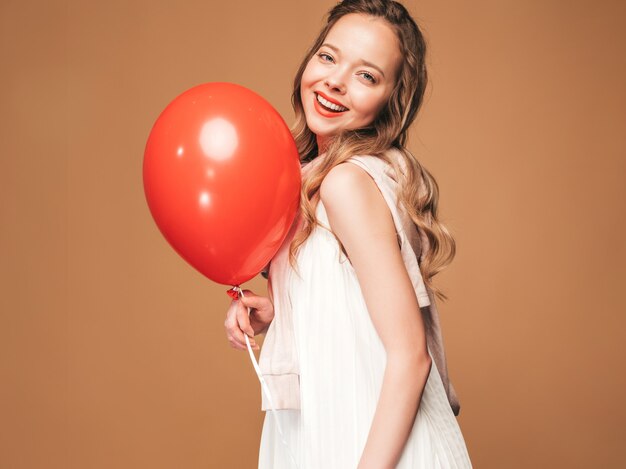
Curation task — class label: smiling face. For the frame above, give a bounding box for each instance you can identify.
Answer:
[300,13,403,150]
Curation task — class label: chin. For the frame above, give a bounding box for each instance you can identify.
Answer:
[303,114,331,137]
[306,123,337,141]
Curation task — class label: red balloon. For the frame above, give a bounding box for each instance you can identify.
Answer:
[143,82,301,286]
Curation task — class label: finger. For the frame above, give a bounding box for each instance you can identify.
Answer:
[224,307,248,343]
[228,334,258,351]
[224,308,239,333]
[229,324,253,348]
[236,301,255,338]
[228,337,248,351]
[225,298,258,347]
[224,300,239,326]
[239,291,268,310]
[228,332,257,349]
[227,315,258,347]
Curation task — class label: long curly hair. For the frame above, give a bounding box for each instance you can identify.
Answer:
[289,0,456,301]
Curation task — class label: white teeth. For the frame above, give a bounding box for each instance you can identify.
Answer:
[316,93,347,112]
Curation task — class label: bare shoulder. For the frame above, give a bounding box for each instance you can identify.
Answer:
[319,161,396,253]
[319,161,380,211]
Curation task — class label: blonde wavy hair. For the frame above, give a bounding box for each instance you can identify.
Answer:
[289,0,456,301]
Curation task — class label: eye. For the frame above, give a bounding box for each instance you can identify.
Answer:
[360,72,376,84]
[318,52,334,63]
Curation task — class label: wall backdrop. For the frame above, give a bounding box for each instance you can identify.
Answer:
[1,0,625,467]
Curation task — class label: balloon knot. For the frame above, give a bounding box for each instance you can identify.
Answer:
[226,286,242,300]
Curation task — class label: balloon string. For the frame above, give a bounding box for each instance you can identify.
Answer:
[233,286,300,469]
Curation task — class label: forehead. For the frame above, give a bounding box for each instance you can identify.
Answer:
[324,13,401,74]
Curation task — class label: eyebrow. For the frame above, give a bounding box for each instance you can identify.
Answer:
[320,42,386,78]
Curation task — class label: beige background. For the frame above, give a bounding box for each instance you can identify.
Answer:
[2,0,625,467]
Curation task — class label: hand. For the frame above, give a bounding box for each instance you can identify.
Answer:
[224,289,274,351]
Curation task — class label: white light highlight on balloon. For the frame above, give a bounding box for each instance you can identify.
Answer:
[199,118,238,161]
[199,191,212,208]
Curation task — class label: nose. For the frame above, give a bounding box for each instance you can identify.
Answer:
[324,70,347,94]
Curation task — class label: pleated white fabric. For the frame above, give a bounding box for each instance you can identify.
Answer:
[258,154,472,469]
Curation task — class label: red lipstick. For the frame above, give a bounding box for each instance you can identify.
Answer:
[313,92,348,118]
[316,91,347,108]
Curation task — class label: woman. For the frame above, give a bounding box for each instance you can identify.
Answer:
[224,1,472,467]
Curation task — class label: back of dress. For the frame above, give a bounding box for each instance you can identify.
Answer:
[258,149,472,468]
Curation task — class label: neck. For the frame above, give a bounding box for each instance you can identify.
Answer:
[316,135,333,155]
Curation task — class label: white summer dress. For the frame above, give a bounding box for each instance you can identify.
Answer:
[257,151,472,469]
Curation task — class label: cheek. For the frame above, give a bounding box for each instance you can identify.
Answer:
[351,90,389,119]
[301,61,320,89]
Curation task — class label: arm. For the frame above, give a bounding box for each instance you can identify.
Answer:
[320,163,432,469]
